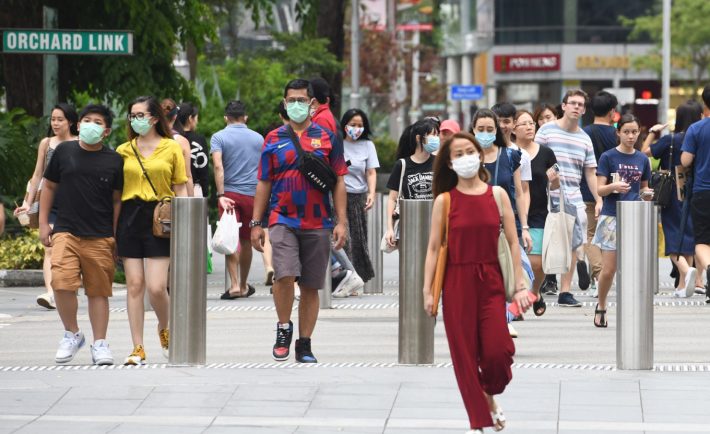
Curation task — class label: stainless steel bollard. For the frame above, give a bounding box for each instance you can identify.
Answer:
[398,199,435,364]
[319,260,332,309]
[169,197,208,366]
[616,201,657,370]
[365,193,384,294]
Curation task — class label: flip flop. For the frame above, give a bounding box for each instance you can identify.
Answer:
[220,285,256,300]
[533,295,546,316]
[244,284,256,298]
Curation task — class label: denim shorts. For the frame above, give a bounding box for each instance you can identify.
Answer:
[592,215,617,251]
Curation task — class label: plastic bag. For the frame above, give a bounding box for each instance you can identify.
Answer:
[211,211,240,255]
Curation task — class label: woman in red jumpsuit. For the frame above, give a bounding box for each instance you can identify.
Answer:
[423,132,531,433]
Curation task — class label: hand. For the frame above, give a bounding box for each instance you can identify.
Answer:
[614,181,631,194]
[365,193,375,211]
[385,228,396,247]
[423,291,435,317]
[521,229,533,253]
[332,222,348,250]
[218,196,235,211]
[512,289,531,314]
[641,188,654,201]
[13,205,29,216]
[649,123,667,136]
[595,198,603,218]
[39,223,52,247]
[546,168,560,184]
[250,226,265,252]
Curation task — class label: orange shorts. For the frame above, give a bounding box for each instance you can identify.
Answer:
[51,233,115,297]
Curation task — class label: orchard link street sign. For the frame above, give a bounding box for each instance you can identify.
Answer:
[2,29,133,55]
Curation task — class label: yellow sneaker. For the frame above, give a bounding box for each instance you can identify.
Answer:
[124,345,145,365]
[159,328,169,358]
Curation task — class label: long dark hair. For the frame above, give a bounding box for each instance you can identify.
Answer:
[340,108,372,141]
[616,113,641,149]
[395,118,439,159]
[433,132,490,197]
[47,103,79,137]
[127,96,172,140]
[675,100,703,133]
[470,109,507,148]
[177,102,198,132]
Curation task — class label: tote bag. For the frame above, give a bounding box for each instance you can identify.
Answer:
[491,186,516,302]
[430,192,450,316]
[541,184,576,274]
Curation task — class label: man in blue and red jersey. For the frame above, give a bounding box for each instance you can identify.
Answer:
[251,78,348,363]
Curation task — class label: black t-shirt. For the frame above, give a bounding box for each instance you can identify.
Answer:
[580,124,617,201]
[183,130,210,196]
[386,155,435,199]
[43,141,124,237]
[528,145,558,228]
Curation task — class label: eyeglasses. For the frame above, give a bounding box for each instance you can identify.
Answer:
[516,122,535,127]
[128,112,150,121]
[285,98,310,104]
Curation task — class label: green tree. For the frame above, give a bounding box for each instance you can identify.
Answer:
[623,0,710,92]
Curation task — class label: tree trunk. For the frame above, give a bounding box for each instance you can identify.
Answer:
[315,0,345,116]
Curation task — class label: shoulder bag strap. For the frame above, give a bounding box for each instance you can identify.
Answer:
[130,140,158,197]
[669,133,674,170]
[492,186,503,226]
[494,147,501,185]
[286,125,306,158]
[441,192,451,245]
[397,158,406,200]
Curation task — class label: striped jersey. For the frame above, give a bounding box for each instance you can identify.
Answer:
[258,123,348,230]
[535,121,596,207]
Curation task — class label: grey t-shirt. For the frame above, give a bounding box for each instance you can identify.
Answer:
[210,124,264,196]
[344,139,380,194]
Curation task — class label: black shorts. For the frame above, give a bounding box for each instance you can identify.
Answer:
[117,199,170,258]
[691,190,710,245]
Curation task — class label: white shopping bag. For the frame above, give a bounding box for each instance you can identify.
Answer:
[211,211,241,255]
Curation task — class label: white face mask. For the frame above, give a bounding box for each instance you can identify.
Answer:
[451,153,481,179]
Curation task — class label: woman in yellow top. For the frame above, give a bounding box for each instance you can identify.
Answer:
[116,96,188,365]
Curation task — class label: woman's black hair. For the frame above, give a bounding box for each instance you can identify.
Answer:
[395,118,439,159]
[340,108,372,141]
[177,102,198,131]
[616,113,640,132]
[674,100,703,133]
[47,103,79,137]
[470,108,508,147]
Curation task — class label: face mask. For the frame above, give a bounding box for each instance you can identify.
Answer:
[423,135,440,153]
[286,101,310,123]
[451,153,481,179]
[475,132,496,149]
[79,122,105,145]
[346,126,364,141]
[131,117,152,136]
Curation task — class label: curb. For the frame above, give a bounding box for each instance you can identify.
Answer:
[0,269,44,287]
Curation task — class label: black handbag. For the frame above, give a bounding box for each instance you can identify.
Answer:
[650,133,675,208]
[286,126,337,193]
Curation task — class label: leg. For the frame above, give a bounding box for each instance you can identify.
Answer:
[297,286,320,338]
[55,290,79,333]
[261,229,273,270]
[695,245,710,274]
[560,254,576,293]
[123,258,146,346]
[87,296,109,341]
[225,252,240,295]
[145,258,170,331]
[238,237,253,292]
[584,202,602,280]
[597,250,616,310]
[273,276,296,323]
[669,254,692,288]
[43,246,54,294]
[529,254,544,297]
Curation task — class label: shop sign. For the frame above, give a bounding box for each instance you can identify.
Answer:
[494,54,560,73]
[576,55,629,69]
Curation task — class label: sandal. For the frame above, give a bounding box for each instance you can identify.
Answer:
[220,284,256,300]
[533,294,546,316]
[491,405,506,432]
[594,303,608,328]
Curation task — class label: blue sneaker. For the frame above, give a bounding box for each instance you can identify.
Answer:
[558,292,582,307]
[295,338,317,363]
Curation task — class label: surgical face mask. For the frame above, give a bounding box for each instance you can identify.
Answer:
[451,153,481,179]
[79,122,105,145]
[475,131,496,149]
[423,135,440,153]
[131,117,152,136]
[346,125,364,141]
[286,101,310,123]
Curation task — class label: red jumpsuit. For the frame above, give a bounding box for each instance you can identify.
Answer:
[443,186,515,429]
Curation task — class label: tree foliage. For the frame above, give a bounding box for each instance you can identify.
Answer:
[0,109,46,201]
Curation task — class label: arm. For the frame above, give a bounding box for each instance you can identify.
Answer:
[0,204,5,235]
[331,176,348,250]
[584,166,603,217]
[422,194,444,316]
[641,123,667,157]
[38,178,57,247]
[250,179,272,252]
[176,134,194,197]
[681,151,695,168]
[513,169,532,252]
[112,190,122,237]
[385,189,398,246]
[15,138,49,215]
[173,183,188,197]
[596,174,630,197]
[212,151,235,210]
[365,168,377,210]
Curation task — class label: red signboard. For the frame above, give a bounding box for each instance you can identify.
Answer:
[494,54,560,73]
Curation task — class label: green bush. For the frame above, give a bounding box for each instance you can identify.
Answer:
[0,109,45,201]
[0,229,44,270]
[373,136,398,172]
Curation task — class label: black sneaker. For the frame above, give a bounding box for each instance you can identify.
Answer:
[541,277,558,296]
[558,292,582,307]
[272,321,293,361]
[577,260,590,290]
[295,338,317,363]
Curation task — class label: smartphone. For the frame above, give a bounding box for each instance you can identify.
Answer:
[552,163,560,173]
[508,290,539,317]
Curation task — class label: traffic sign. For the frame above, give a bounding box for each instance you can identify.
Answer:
[451,85,483,101]
[2,30,133,55]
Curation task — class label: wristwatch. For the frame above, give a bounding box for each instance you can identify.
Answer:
[249,219,262,228]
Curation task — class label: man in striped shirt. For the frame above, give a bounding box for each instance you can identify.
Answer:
[535,89,602,307]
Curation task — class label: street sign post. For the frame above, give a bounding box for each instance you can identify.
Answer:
[451,85,484,101]
[2,29,133,55]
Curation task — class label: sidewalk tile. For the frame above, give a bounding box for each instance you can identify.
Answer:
[310,393,395,410]
[559,404,642,422]
[204,427,296,434]
[111,424,206,434]
[303,408,390,419]
[232,385,317,402]
[13,421,119,433]
[140,392,232,408]
[220,401,309,417]
[47,399,142,416]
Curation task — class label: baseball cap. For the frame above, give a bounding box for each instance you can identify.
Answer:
[440,119,461,134]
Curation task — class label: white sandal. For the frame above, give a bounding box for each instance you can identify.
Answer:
[491,405,506,431]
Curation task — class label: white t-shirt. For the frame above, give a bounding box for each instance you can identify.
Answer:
[510,143,532,182]
[344,139,380,194]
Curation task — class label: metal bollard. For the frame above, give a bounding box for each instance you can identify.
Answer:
[365,192,384,293]
[169,197,208,366]
[398,199,435,364]
[319,260,332,309]
[616,201,657,370]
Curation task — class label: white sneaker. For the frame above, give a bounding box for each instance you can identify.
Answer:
[294,283,301,301]
[591,281,599,298]
[674,288,693,298]
[508,323,518,338]
[347,274,365,296]
[684,267,697,298]
[36,292,56,310]
[335,272,364,298]
[91,340,114,366]
[695,286,706,295]
[55,331,85,363]
[332,270,354,298]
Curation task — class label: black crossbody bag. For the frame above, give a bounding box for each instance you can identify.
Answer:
[286,126,337,193]
[650,134,675,208]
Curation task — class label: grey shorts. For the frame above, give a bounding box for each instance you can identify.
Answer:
[269,224,332,289]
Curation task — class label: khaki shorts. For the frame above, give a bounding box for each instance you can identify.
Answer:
[51,232,115,297]
[269,224,331,289]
